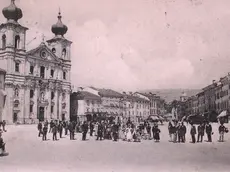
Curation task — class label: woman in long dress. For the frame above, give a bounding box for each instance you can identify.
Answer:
[126,125,133,142]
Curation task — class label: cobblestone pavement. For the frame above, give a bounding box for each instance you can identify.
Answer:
[1,123,230,172]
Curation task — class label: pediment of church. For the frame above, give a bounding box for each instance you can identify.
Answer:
[26,43,61,63]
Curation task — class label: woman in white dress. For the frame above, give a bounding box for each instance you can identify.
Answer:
[126,125,133,142]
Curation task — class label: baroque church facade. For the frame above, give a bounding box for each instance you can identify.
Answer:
[0,0,72,124]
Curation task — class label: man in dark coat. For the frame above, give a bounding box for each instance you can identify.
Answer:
[37,122,43,137]
[197,123,205,142]
[97,122,103,140]
[2,120,6,132]
[177,122,183,143]
[52,124,58,141]
[89,122,94,136]
[68,122,75,140]
[112,123,119,141]
[190,123,196,143]
[82,121,89,141]
[205,122,212,142]
[58,122,63,138]
[42,124,48,141]
[181,122,187,143]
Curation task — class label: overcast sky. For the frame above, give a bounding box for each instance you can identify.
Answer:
[1,0,230,91]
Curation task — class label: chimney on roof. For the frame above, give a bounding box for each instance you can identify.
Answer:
[149,92,152,95]
[212,80,215,84]
[123,92,126,94]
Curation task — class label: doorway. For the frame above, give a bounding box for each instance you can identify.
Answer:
[38,107,45,122]
[13,113,18,123]
[62,113,65,121]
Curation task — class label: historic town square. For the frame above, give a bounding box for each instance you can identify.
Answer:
[1,0,230,172]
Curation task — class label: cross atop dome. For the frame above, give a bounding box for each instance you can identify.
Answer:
[51,8,68,37]
[2,0,23,23]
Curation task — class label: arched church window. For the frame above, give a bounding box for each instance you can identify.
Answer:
[15,35,20,49]
[52,48,56,54]
[62,48,66,58]
[2,34,6,49]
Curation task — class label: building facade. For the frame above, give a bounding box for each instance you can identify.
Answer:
[0,68,6,121]
[0,1,71,124]
[70,91,102,122]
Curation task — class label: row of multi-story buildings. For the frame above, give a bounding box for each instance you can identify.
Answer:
[186,73,230,117]
[70,87,166,123]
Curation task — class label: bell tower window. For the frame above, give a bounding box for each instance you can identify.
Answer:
[62,48,66,58]
[2,34,6,49]
[50,69,54,78]
[15,35,20,49]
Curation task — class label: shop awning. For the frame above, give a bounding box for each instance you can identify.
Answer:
[217,110,227,118]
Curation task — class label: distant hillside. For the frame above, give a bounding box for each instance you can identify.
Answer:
[141,89,201,103]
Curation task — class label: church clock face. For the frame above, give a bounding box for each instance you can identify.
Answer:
[15,27,20,33]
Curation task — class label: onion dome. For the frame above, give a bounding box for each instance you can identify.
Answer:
[2,0,23,22]
[51,10,68,37]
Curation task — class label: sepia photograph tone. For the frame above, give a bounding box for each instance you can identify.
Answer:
[0,0,230,171]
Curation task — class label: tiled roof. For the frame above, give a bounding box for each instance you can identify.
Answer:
[98,88,123,98]
[124,94,149,102]
[72,91,101,100]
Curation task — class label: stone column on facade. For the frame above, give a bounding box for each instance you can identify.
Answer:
[46,88,51,121]
[33,88,38,123]
[3,86,13,124]
[23,87,30,124]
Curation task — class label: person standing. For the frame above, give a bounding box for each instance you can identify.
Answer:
[69,122,75,140]
[153,125,161,142]
[177,122,183,143]
[90,122,94,136]
[219,122,227,142]
[181,122,187,143]
[82,121,88,141]
[205,122,212,142]
[97,122,103,141]
[65,121,69,135]
[112,123,119,141]
[37,122,43,137]
[52,124,58,141]
[168,121,173,142]
[190,123,196,143]
[146,123,151,139]
[197,123,205,142]
[58,122,63,138]
[42,124,48,141]
[2,120,6,132]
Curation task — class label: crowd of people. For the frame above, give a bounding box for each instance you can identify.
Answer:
[36,119,162,143]
[168,120,229,143]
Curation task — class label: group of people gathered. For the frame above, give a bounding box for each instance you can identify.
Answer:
[37,119,162,143]
[168,120,229,143]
